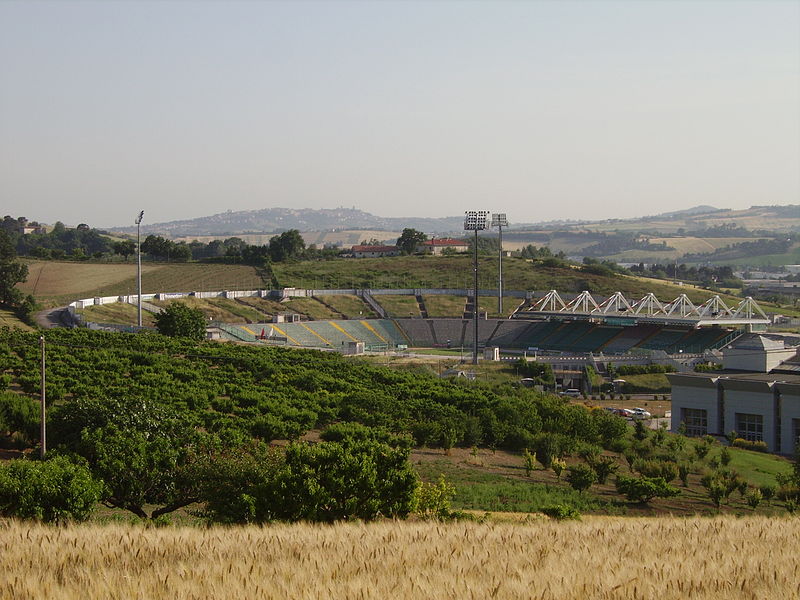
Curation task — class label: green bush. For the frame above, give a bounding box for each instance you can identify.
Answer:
[200,440,418,523]
[0,456,103,523]
[541,504,581,521]
[414,475,456,520]
[566,464,597,493]
[731,438,769,453]
[615,475,680,504]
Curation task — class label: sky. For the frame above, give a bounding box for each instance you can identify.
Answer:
[1,0,798,228]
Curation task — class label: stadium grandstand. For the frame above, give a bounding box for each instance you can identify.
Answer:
[72,287,773,357]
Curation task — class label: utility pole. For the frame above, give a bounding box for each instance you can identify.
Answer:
[464,210,489,365]
[492,213,508,316]
[39,335,46,459]
[135,210,144,327]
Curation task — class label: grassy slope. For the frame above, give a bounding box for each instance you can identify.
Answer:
[0,308,32,330]
[20,260,264,308]
[77,303,157,327]
[318,294,374,318]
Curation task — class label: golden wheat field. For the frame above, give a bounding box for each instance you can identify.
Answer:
[1,517,799,600]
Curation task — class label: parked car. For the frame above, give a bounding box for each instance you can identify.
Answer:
[560,389,582,398]
[630,407,652,419]
[617,408,636,418]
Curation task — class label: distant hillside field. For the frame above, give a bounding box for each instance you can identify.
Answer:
[3,518,798,600]
[19,260,264,307]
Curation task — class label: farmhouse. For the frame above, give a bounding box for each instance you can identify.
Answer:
[668,335,800,454]
[416,238,469,255]
[351,245,400,258]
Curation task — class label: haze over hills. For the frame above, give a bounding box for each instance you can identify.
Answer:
[109,204,799,238]
[111,208,465,237]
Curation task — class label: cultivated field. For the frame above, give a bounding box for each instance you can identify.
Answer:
[2,517,799,599]
[18,261,265,307]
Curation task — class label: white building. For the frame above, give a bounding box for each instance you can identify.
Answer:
[668,336,800,454]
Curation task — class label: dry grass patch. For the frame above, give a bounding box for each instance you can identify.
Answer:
[375,295,420,317]
[77,303,156,327]
[1,517,799,599]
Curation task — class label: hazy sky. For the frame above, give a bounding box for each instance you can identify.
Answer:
[1,0,798,228]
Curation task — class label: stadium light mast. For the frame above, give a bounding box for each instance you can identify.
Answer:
[491,213,508,315]
[464,210,489,365]
[135,210,144,327]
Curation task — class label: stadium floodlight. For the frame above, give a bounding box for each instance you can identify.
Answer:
[491,213,508,315]
[135,211,144,328]
[464,211,490,365]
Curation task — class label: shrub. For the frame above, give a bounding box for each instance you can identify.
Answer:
[541,504,581,521]
[678,464,690,487]
[0,456,103,523]
[760,484,776,504]
[566,464,597,494]
[154,302,206,340]
[415,475,456,520]
[615,475,680,504]
[523,448,536,477]
[731,438,769,453]
[720,447,732,466]
[694,441,710,460]
[551,458,567,481]
[746,488,763,510]
[591,456,619,485]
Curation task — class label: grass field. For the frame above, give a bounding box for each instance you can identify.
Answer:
[423,295,466,317]
[317,294,374,318]
[281,297,340,320]
[374,295,421,317]
[3,517,799,599]
[0,308,32,330]
[19,260,265,307]
[77,303,157,327]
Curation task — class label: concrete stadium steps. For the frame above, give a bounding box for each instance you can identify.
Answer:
[569,326,623,352]
[462,320,499,345]
[672,328,732,353]
[433,320,467,347]
[367,320,409,346]
[601,324,661,353]
[395,319,437,346]
[513,321,563,349]
[637,328,690,351]
[541,321,595,349]
[488,320,536,347]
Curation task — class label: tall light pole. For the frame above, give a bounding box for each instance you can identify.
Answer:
[135,210,144,327]
[464,210,489,365]
[491,213,508,316]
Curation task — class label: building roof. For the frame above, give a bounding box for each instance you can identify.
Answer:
[726,334,785,351]
[351,245,398,252]
[420,238,468,247]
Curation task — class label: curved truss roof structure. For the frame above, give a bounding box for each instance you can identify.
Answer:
[521,290,769,328]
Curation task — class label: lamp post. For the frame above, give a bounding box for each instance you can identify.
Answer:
[464,210,489,365]
[135,210,144,327]
[491,213,508,316]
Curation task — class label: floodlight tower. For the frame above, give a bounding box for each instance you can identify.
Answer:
[464,210,489,365]
[135,210,144,327]
[491,213,508,315]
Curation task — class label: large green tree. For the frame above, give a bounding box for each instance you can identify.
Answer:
[50,397,203,519]
[269,229,306,262]
[0,230,29,307]
[396,228,427,255]
[154,302,207,340]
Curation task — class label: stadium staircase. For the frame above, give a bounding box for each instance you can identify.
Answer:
[359,292,388,318]
[415,295,429,318]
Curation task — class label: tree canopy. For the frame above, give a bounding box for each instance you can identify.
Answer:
[397,228,427,255]
[154,302,207,340]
